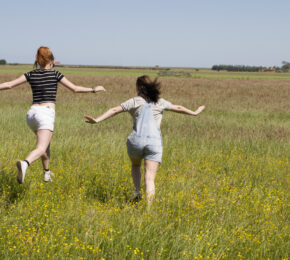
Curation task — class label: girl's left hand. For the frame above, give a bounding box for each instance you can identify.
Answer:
[84,115,97,124]
[194,105,205,115]
[94,86,106,92]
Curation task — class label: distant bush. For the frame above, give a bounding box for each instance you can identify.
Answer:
[157,70,191,78]
[281,61,290,71]
[0,59,7,65]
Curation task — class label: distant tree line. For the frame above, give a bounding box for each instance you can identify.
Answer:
[212,61,290,72]
[0,59,7,65]
[212,64,265,72]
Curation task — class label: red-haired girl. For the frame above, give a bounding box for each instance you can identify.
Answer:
[0,46,106,184]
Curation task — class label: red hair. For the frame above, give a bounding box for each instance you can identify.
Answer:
[34,46,54,68]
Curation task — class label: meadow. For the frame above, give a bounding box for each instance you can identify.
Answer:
[0,65,289,259]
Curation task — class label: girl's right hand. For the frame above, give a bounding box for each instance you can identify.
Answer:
[84,115,98,124]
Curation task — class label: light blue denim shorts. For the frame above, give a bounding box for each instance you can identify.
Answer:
[126,134,163,163]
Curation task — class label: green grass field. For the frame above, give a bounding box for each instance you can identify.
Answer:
[0,67,289,259]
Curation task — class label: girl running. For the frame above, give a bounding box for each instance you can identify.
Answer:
[0,46,106,184]
[84,75,205,206]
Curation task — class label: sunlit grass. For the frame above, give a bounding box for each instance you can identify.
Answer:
[0,71,289,259]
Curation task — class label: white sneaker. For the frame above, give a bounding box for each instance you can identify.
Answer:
[44,171,54,182]
[16,160,28,184]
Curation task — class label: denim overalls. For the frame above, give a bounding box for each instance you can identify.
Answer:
[126,102,163,162]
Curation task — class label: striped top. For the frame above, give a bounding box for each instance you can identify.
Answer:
[24,69,64,104]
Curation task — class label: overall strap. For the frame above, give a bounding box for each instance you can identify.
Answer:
[134,102,160,138]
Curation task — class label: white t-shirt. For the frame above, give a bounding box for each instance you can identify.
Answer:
[121,96,172,129]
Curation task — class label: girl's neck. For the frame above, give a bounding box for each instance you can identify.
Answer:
[40,64,53,70]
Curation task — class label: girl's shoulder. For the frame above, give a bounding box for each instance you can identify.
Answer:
[133,96,145,101]
[121,96,145,111]
[26,69,55,74]
[127,96,146,105]
[25,69,38,74]
[24,69,64,81]
[156,98,172,110]
[156,98,168,105]
[24,69,42,80]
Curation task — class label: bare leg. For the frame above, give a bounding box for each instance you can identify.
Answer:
[25,130,53,165]
[144,160,159,207]
[41,144,50,170]
[129,157,142,193]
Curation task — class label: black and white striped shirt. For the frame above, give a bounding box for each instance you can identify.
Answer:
[24,69,64,104]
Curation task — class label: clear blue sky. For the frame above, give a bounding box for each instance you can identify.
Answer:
[1,0,289,67]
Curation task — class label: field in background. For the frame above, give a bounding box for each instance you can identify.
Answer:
[0,67,289,259]
[1,64,290,79]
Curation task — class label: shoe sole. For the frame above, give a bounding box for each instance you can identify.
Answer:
[16,161,23,184]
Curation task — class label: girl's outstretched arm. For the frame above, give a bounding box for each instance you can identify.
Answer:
[0,75,27,90]
[60,77,106,93]
[84,106,124,124]
[170,105,205,116]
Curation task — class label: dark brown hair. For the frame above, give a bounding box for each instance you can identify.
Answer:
[34,46,54,68]
[136,75,161,103]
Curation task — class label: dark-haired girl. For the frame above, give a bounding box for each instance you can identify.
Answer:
[84,75,205,206]
[0,46,105,184]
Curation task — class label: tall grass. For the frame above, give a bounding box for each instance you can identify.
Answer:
[0,72,289,259]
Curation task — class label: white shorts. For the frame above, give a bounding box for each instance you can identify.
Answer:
[26,105,55,132]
